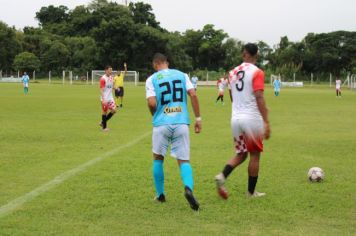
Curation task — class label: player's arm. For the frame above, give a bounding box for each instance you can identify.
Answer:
[122,62,127,78]
[100,87,106,101]
[146,77,156,116]
[100,78,106,100]
[185,75,201,133]
[188,89,201,133]
[147,97,156,116]
[227,74,233,102]
[255,90,270,138]
[253,70,270,139]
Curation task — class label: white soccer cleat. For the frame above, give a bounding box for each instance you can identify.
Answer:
[102,128,110,132]
[215,173,225,185]
[247,191,266,198]
[215,173,228,199]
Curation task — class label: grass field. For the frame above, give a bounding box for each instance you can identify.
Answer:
[0,83,355,235]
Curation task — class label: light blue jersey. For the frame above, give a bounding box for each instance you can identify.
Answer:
[146,69,193,127]
[191,76,198,88]
[273,79,281,91]
[22,75,29,85]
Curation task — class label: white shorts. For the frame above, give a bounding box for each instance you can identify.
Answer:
[231,118,264,154]
[152,124,190,160]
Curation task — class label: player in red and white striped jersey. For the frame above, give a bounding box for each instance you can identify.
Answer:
[215,43,271,198]
[99,65,117,131]
[335,77,342,97]
[215,76,228,105]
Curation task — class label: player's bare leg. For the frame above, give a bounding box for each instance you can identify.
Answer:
[215,152,248,199]
[153,154,165,202]
[247,152,265,197]
[178,159,199,211]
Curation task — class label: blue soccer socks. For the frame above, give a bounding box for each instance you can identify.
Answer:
[153,160,164,197]
[180,162,194,191]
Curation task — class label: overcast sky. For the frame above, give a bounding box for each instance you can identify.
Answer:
[0,0,355,46]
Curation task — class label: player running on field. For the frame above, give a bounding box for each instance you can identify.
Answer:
[100,65,117,131]
[335,77,342,97]
[215,43,271,199]
[215,75,228,105]
[146,53,202,211]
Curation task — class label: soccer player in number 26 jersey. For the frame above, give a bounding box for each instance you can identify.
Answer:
[146,53,202,211]
[215,43,271,199]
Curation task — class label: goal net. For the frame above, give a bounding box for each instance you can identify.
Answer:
[341,74,356,90]
[91,70,139,86]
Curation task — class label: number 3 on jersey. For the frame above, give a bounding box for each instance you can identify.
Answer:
[235,71,245,91]
[159,80,183,105]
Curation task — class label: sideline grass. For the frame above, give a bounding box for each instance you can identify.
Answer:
[0,83,355,235]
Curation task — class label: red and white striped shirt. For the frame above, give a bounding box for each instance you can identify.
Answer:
[100,74,114,102]
[229,62,265,120]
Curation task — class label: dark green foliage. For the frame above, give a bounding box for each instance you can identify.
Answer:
[35,5,69,25]
[0,22,22,69]
[269,31,356,78]
[13,52,40,72]
[128,2,162,30]
[41,41,70,72]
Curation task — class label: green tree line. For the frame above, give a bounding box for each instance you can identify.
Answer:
[0,0,355,80]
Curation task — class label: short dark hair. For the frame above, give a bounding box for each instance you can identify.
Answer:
[152,53,167,64]
[105,65,112,70]
[243,43,258,56]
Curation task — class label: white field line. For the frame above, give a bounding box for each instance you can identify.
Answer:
[0,131,151,218]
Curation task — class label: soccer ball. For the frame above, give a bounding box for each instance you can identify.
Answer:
[308,167,324,182]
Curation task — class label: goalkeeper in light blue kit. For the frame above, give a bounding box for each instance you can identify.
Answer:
[191,75,198,91]
[273,78,281,96]
[22,72,30,94]
[146,53,202,211]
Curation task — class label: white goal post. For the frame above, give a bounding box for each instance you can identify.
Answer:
[91,70,139,86]
[348,74,356,90]
[340,74,356,90]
